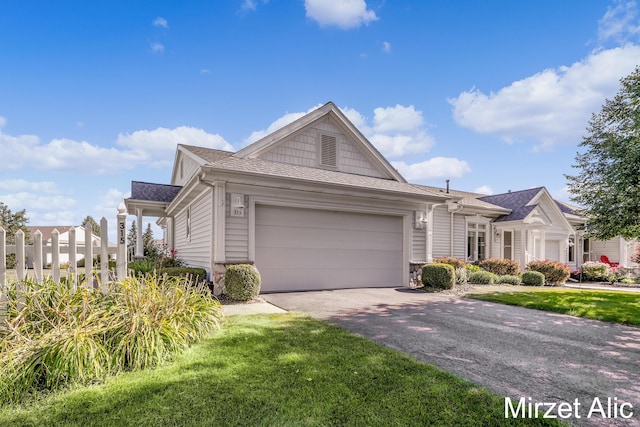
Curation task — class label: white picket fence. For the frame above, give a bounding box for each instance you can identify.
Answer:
[0,213,128,290]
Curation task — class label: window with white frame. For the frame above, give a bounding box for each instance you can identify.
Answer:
[503,230,513,260]
[467,222,487,262]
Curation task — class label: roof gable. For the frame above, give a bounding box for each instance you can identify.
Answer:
[234,102,406,182]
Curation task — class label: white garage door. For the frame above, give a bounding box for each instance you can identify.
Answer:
[255,205,403,292]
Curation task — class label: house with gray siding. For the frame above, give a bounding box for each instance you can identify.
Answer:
[125,102,637,292]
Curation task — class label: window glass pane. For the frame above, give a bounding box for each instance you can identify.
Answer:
[503,231,512,260]
[478,232,486,260]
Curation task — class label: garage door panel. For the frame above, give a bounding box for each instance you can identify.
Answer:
[257,207,398,233]
[256,226,402,251]
[257,247,402,269]
[258,269,400,291]
[255,205,403,292]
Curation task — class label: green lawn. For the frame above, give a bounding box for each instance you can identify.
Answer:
[468,288,640,326]
[0,313,560,427]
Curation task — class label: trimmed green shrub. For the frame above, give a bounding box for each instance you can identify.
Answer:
[158,267,207,284]
[521,270,545,286]
[421,263,455,290]
[434,257,467,269]
[225,264,262,301]
[580,261,610,281]
[478,258,520,276]
[496,274,522,286]
[468,270,497,285]
[527,260,570,285]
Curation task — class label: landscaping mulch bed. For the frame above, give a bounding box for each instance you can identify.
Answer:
[215,293,266,305]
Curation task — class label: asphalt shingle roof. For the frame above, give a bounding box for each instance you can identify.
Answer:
[179,145,447,199]
[414,185,510,211]
[476,187,544,221]
[131,181,183,203]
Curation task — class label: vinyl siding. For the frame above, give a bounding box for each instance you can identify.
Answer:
[591,238,621,264]
[452,215,466,260]
[225,193,249,261]
[411,226,427,263]
[257,116,389,178]
[173,153,201,186]
[173,189,212,271]
[432,206,451,259]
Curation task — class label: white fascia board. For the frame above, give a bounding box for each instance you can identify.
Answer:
[201,166,449,204]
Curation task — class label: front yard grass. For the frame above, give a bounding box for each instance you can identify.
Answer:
[0,313,560,426]
[467,288,640,326]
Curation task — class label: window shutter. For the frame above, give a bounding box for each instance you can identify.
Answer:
[320,134,337,167]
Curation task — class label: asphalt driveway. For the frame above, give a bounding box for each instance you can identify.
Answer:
[263,288,640,427]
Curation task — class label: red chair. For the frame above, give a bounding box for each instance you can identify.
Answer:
[600,255,619,267]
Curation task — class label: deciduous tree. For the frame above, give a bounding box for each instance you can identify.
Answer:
[0,202,29,243]
[566,66,640,240]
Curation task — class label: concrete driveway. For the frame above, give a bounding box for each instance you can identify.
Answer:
[263,288,640,427]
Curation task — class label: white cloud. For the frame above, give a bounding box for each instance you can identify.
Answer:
[150,42,164,53]
[449,44,640,150]
[0,125,231,173]
[473,185,493,195]
[373,105,423,133]
[0,116,6,128]
[369,132,434,158]
[152,17,168,28]
[94,188,130,222]
[200,69,210,74]
[304,0,378,29]
[599,0,640,43]
[382,41,391,53]
[244,104,434,158]
[243,105,323,145]
[0,179,58,193]
[117,126,233,168]
[391,158,471,182]
[0,191,76,213]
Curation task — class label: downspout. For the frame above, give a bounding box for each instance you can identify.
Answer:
[426,200,462,263]
[448,202,463,257]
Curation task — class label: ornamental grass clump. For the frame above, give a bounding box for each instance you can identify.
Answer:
[225,264,262,301]
[0,274,223,403]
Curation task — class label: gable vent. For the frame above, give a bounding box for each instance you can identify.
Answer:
[320,134,337,167]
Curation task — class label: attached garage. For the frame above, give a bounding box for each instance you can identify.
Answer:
[255,204,404,292]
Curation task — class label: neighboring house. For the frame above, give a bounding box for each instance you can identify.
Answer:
[26,226,110,268]
[125,102,638,292]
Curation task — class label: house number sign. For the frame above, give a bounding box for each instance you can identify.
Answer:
[231,193,245,217]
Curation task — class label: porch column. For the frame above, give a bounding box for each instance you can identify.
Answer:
[135,208,144,258]
[425,205,434,263]
[519,228,527,270]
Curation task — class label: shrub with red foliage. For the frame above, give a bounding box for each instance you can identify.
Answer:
[527,260,571,285]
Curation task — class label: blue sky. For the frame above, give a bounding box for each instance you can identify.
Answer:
[1,0,640,240]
